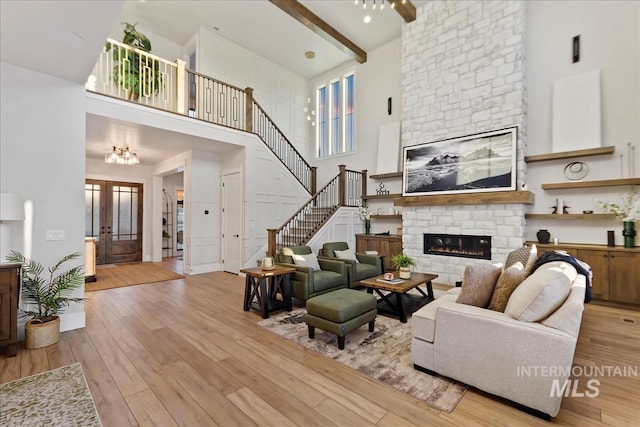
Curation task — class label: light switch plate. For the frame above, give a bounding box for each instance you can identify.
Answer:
[46,230,66,241]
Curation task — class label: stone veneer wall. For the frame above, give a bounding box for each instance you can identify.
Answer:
[401,0,528,285]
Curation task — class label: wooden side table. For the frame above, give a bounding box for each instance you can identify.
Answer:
[241,265,295,319]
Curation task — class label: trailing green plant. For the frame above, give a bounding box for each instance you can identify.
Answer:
[5,251,85,323]
[391,253,415,269]
[107,22,162,101]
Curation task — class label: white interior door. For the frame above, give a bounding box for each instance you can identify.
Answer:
[222,170,242,274]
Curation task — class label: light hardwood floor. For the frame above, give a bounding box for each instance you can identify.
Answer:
[1,259,638,426]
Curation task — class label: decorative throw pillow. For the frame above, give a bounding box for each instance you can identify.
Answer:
[280,247,295,264]
[456,263,503,308]
[334,249,359,263]
[505,269,571,322]
[488,262,526,312]
[505,244,538,275]
[292,253,321,271]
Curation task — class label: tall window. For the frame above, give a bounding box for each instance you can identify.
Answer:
[316,71,355,157]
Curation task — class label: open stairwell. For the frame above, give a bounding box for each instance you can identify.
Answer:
[88,37,367,259]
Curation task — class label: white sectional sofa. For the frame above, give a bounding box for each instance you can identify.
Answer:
[411,262,587,418]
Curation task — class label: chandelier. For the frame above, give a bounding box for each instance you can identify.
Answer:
[104,146,140,165]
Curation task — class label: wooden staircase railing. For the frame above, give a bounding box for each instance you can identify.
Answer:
[267,166,366,256]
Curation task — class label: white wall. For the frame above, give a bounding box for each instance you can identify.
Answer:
[1,62,86,332]
[526,0,640,245]
[197,27,310,156]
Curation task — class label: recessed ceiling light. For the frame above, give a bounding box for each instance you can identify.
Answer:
[45,26,85,48]
[364,15,372,24]
[305,51,316,59]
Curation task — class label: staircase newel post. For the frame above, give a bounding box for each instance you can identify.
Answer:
[311,167,317,195]
[267,229,277,257]
[175,59,187,115]
[338,165,346,207]
[244,87,254,133]
[361,169,368,203]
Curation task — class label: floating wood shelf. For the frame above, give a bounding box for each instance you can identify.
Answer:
[525,146,615,163]
[370,171,403,179]
[370,214,402,219]
[525,213,616,220]
[541,178,640,190]
[395,191,534,206]
[365,193,402,200]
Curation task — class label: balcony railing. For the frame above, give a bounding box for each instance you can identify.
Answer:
[88,38,315,194]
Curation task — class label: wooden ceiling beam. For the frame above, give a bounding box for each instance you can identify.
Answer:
[269,0,367,64]
[392,0,417,23]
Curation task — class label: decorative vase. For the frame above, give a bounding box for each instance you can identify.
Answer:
[25,317,60,349]
[399,267,411,279]
[622,221,636,248]
[536,229,551,244]
[365,219,371,235]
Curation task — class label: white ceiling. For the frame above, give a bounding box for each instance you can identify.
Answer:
[1,0,426,165]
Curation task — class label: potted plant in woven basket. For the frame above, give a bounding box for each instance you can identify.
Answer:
[5,251,84,349]
[391,253,415,279]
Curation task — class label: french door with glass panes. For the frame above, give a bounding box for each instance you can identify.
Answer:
[85,180,143,264]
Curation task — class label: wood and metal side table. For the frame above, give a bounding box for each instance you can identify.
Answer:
[241,265,295,319]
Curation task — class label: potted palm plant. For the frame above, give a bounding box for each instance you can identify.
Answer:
[108,22,162,102]
[5,251,84,349]
[391,253,415,279]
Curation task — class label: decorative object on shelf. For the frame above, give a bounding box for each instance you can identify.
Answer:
[391,253,415,279]
[536,229,551,244]
[623,221,636,248]
[5,251,84,349]
[598,188,639,248]
[553,237,559,246]
[582,210,593,214]
[376,183,390,195]
[607,230,615,247]
[564,161,588,181]
[402,126,517,196]
[261,257,275,270]
[551,197,570,214]
[359,202,371,235]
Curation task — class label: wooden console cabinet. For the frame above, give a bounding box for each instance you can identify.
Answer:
[535,243,640,306]
[0,263,21,357]
[355,234,403,271]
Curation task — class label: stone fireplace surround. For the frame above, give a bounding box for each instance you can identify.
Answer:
[400,0,528,285]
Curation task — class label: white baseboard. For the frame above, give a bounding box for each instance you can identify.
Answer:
[185,262,220,275]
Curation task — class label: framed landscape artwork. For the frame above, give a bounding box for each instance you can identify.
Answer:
[402,126,517,196]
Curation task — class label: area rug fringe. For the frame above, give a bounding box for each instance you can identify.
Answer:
[258,308,467,413]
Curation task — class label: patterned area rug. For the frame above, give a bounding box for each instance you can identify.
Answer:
[0,363,101,426]
[258,308,467,413]
[88,262,183,291]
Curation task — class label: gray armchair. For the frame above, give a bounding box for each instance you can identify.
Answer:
[318,241,384,288]
[274,245,347,301]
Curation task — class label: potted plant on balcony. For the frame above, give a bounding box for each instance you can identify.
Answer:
[5,251,84,349]
[391,253,415,279]
[108,22,162,102]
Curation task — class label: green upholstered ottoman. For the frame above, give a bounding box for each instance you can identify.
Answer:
[305,288,377,350]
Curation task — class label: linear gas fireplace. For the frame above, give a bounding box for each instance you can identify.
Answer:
[424,233,492,260]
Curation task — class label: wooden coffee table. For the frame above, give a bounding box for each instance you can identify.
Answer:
[359,272,437,323]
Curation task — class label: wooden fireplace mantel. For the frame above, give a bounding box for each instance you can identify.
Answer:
[394,190,535,206]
